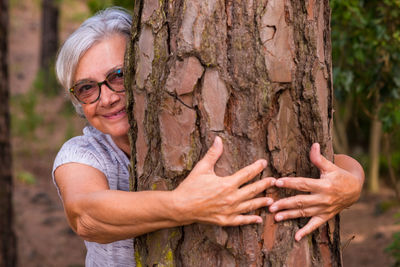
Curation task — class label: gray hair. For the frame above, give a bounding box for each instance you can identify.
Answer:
[55,7,132,116]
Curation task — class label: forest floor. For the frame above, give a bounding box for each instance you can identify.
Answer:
[9,0,400,266]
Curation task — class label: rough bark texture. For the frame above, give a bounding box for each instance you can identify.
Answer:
[0,0,17,266]
[125,0,339,266]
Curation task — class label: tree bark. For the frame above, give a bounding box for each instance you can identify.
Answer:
[0,0,17,266]
[125,0,340,266]
[40,0,59,93]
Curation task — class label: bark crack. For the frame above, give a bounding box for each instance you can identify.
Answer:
[164,90,195,110]
[262,25,277,44]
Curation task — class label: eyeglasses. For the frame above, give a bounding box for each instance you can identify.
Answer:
[69,68,125,104]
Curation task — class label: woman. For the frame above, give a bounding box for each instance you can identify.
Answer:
[53,7,364,266]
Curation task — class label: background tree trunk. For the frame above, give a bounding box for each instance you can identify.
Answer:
[40,0,59,94]
[0,0,17,266]
[125,0,340,266]
[367,90,381,193]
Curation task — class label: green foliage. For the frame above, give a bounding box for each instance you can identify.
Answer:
[387,228,400,266]
[381,99,400,133]
[336,1,400,263]
[11,89,43,138]
[332,0,400,116]
[16,171,37,185]
[33,62,60,97]
[87,0,133,14]
[331,0,400,192]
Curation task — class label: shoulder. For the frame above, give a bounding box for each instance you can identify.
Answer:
[53,126,111,173]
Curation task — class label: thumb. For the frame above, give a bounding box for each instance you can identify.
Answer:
[309,143,336,173]
[194,136,223,172]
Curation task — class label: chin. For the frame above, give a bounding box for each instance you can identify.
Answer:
[107,123,130,138]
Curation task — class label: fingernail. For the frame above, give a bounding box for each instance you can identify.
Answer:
[275,180,283,187]
[314,143,320,151]
[275,214,283,221]
[266,199,273,205]
[260,160,267,168]
[213,136,220,146]
[270,206,277,212]
[256,217,263,224]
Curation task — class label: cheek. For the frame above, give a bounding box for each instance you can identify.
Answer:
[82,104,97,119]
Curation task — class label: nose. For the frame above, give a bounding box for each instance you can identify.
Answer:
[99,83,120,107]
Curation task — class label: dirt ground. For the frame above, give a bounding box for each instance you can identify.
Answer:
[8,1,400,266]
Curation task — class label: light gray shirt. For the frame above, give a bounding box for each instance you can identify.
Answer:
[52,125,135,267]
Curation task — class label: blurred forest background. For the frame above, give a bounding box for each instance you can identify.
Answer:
[5,0,400,266]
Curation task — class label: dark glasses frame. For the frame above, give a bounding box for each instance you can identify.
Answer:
[69,68,125,104]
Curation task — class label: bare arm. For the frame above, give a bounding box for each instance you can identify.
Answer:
[55,137,276,244]
[334,153,365,187]
[269,143,365,241]
[55,164,181,243]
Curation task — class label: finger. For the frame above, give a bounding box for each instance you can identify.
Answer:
[237,178,276,201]
[193,136,223,173]
[235,197,274,214]
[229,159,267,186]
[273,206,323,221]
[310,143,337,173]
[228,215,263,226]
[295,216,327,241]
[269,194,326,213]
[275,177,323,192]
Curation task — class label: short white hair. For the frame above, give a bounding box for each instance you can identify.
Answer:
[55,7,132,116]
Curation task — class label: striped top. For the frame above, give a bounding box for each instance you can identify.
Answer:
[52,125,135,266]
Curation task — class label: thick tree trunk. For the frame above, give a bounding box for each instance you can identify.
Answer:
[40,0,59,93]
[0,0,17,266]
[125,0,340,266]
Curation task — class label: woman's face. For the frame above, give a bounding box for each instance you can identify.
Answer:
[74,34,129,139]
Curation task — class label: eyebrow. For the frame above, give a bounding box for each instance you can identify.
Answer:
[73,65,123,86]
[105,65,123,77]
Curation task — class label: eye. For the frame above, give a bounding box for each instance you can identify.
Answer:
[116,69,124,78]
[76,83,96,95]
[107,69,124,84]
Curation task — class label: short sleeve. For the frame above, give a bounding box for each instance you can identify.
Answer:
[52,136,106,197]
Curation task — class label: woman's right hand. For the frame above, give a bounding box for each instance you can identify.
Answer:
[172,136,276,226]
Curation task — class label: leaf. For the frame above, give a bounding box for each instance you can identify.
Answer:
[17,171,37,185]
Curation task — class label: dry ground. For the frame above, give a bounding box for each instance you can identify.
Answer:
[9,0,400,266]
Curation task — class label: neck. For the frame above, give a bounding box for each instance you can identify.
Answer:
[112,135,131,157]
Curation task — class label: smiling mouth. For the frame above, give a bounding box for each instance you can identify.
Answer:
[103,108,126,119]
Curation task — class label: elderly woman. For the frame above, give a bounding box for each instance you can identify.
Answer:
[53,7,364,266]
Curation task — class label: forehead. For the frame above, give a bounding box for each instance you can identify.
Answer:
[74,34,127,82]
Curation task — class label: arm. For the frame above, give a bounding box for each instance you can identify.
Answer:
[55,137,276,244]
[268,143,364,241]
[334,153,365,187]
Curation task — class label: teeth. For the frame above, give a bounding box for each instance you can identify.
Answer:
[108,109,124,117]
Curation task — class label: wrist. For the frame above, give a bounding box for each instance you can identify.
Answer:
[169,189,194,226]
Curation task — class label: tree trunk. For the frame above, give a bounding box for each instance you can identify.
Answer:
[40,0,59,93]
[0,0,17,266]
[367,91,381,193]
[125,0,340,266]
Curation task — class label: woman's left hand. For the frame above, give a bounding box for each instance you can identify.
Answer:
[268,143,364,241]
